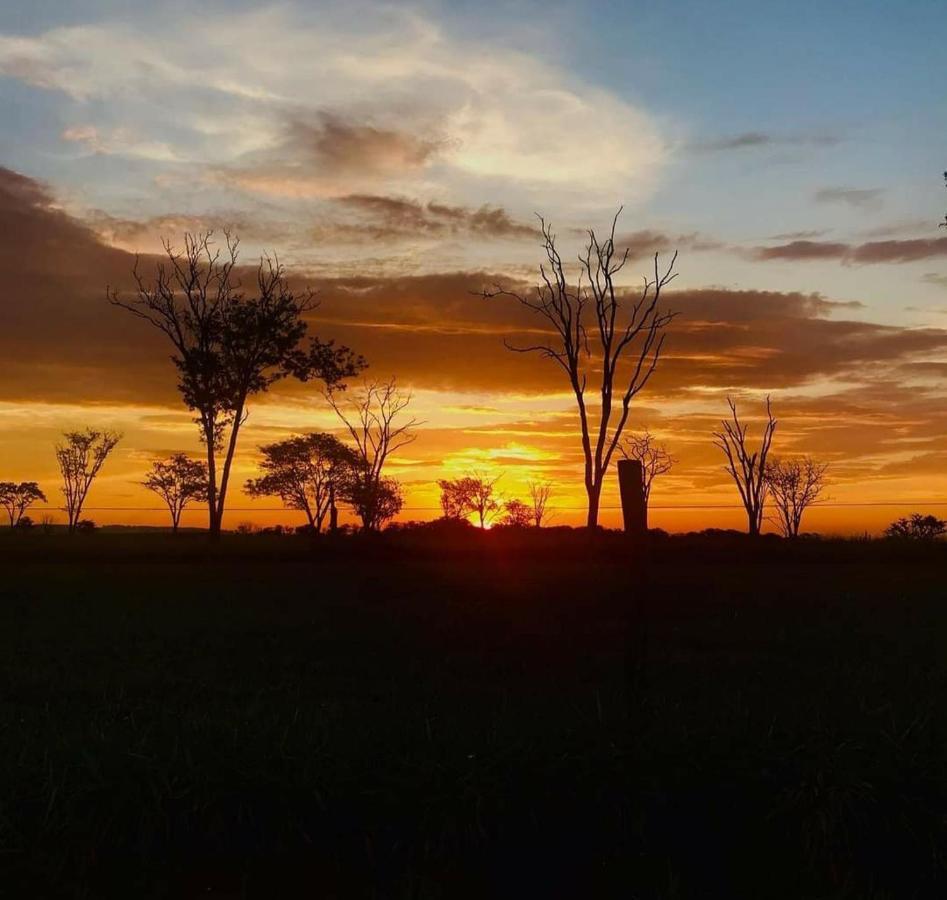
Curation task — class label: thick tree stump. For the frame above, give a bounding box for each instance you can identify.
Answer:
[617,459,647,536]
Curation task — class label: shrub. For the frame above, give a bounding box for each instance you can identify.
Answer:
[884,514,947,541]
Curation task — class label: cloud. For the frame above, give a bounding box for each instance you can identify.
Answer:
[690,131,842,153]
[0,5,668,204]
[614,229,726,259]
[312,194,540,243]
[813,187,885,210]
[752,236,947,264]
[3,166,946,425]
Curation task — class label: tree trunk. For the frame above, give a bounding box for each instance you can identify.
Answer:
[586,481,602,529]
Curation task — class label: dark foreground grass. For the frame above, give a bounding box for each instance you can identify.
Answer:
[1,531,946,898]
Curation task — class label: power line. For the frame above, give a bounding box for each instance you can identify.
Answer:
[28,500,947,512]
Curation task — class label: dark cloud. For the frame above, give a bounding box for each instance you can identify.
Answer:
[2,166,946,414]
[752,236,947,264]
[690,132,842,153]
[813,187,885,210]
[287,113,443,177]
[315,194,539,243]
[217,112,445,197]
[613,230,726,259]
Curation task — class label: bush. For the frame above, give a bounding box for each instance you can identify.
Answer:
[884,514,947,541]
[14,516,34,530]
[75,519,97,533]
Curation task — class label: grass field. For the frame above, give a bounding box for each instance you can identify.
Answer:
[1,530,946,898]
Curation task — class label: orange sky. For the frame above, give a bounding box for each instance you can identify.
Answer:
[1,1,946,535]
[2,162,946,535]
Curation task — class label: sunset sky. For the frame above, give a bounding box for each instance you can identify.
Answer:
[1,0,946,532]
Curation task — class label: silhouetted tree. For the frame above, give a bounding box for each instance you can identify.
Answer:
[712,397,776,537]
[482,211,676,528]
[619,430,674,511]
[885,513,946,540]
[245,434,360,532]
[109,232,364,538]
[347,476,403,531]
[142,454,208,533]
[527,480,553,528]
[438,477,472,520]
[501,498,532,528]
[765,456,828,538]
[437,473,501,528]
[55,428,121,533]
[0,481,46,528]
[328,379,418,531]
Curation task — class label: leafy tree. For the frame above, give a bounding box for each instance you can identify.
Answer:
[765,456,828,538]
[347,476,403,532]
[109,232,365,538]
[0,481,46,528]
[55,429,121,533]
[500,498,532,528]
[245,434,360,532]
[437,473,501,528]
[712,397,776,537]
[482,212,676,527]
[142,454,208,533]
[328,379,418,531]
[885,513,946,541]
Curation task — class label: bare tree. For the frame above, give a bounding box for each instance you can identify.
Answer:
[0,481,47,528]
[328,379,418,531]
[527,480,553,528]
[712,397,776,536]
[55,429,121,532]
[245,434,360,532]
[482,211,676,527]
[437,472,501,528]
[109,231,364,538]
[765,456,828,538]
[619,430,674,509]
[142,454,208,533]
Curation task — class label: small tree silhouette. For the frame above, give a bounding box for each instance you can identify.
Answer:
[619,430,674,514]
[885,513,946,540]
[500,498,532,528]
[712,397,776,536]
[55,429,121,533]
[142,454,208,533]
[527,480,553,528]
[0,481,47,528]
[437,473,501,528]
[328,379,418,531]
[765,456,828,538]
[245,434,360,532]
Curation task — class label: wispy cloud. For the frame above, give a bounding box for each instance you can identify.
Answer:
[813,187,885,210]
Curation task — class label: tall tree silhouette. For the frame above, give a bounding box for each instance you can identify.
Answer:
[765,456,827,538]
[142,454,208,533]
[482,211,676,527]
[245,434,360,532]
[109,232,365,538]
[327,379,418,531]
[55,428,121,532]
[0,481,46,528]
[712,397,776,536]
